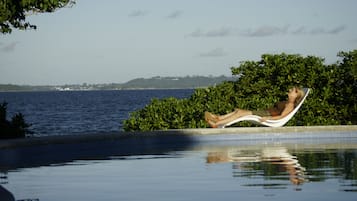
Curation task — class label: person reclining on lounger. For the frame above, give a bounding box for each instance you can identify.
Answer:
[205,87,305,128]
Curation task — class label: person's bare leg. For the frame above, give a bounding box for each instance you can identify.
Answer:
[206,109,241,122]
[216,110,239,120]
[214,109,253,126]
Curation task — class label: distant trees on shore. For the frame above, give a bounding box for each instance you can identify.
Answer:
[0,76,233,91]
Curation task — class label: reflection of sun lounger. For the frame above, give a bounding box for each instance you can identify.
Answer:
[261,147,307,173]
[221,88,311,128]
[208,147,308,185]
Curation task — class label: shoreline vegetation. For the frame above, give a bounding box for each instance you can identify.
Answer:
[0,75,234,92]
[1,102,32,139]
[124,50,357,131]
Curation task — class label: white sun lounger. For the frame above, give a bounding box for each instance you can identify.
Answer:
[220,88,311,128]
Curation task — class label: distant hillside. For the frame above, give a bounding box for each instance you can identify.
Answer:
[0,75,235,91]
[0,84,53,92]
[119,75,234,89]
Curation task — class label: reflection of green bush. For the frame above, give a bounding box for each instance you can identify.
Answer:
[0,102,32,139]
[124,50,357,131]
[296,151,357,182]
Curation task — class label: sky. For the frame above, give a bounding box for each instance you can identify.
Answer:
[1,0,357,85]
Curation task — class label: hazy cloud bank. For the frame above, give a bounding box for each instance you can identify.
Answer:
[292,25,346,35]
[0,42,19,53]
[187,25,346,38]
[166,10,183,19]
[186,27,232,38]
[199,48,227,57]
[128,10,149,17]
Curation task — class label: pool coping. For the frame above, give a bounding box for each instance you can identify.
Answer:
[1,125,357,149]
[168,125,357,135]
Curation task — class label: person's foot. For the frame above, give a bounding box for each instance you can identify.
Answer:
[206,119,218,128]
[205,112,218,122]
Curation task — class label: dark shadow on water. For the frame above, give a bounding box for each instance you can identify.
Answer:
[0,185,15,201]
[0,131,197,171]
[0,185,39,201]
[0,132,194,201]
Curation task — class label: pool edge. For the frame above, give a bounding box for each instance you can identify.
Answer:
[1,125,357,149]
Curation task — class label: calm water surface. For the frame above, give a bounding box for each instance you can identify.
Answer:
[1,137,357,201]
[0,89,193,136]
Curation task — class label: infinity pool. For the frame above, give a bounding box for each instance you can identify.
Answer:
[1,131,357,201]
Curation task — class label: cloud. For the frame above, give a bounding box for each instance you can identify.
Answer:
[186,26,289,38]
[292,25,346,35]
[0,42,19,52]
[199,48,227,57]
[128,10,149,17]
[323,25,346,34]
[187,24,346,39]
[187,27,233,38]
[240,25,289,37]
[167,10,183,19]
[291,26,307,35]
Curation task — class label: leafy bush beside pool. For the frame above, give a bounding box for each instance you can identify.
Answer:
[123,50,357,131]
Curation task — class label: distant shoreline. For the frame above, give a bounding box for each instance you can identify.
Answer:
[0,88,196,93]
[0,75,234,92]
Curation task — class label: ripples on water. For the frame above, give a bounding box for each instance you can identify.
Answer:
[0,89,193,136]
[1,143,357,201]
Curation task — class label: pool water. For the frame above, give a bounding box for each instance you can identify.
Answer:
[1,134,357,201]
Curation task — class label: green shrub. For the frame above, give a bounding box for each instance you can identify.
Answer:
[0,102,32,139]
[123,50,357,131]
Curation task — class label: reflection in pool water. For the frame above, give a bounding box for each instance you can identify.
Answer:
[1,140,357,201]
[206,145,357,195]
[207,147,307,186]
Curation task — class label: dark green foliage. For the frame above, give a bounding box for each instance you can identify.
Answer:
[123,50,357,131]
[0,102,32,139]
[0,0,75,34]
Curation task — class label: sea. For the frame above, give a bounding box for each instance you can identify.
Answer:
[0,89,194,136]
